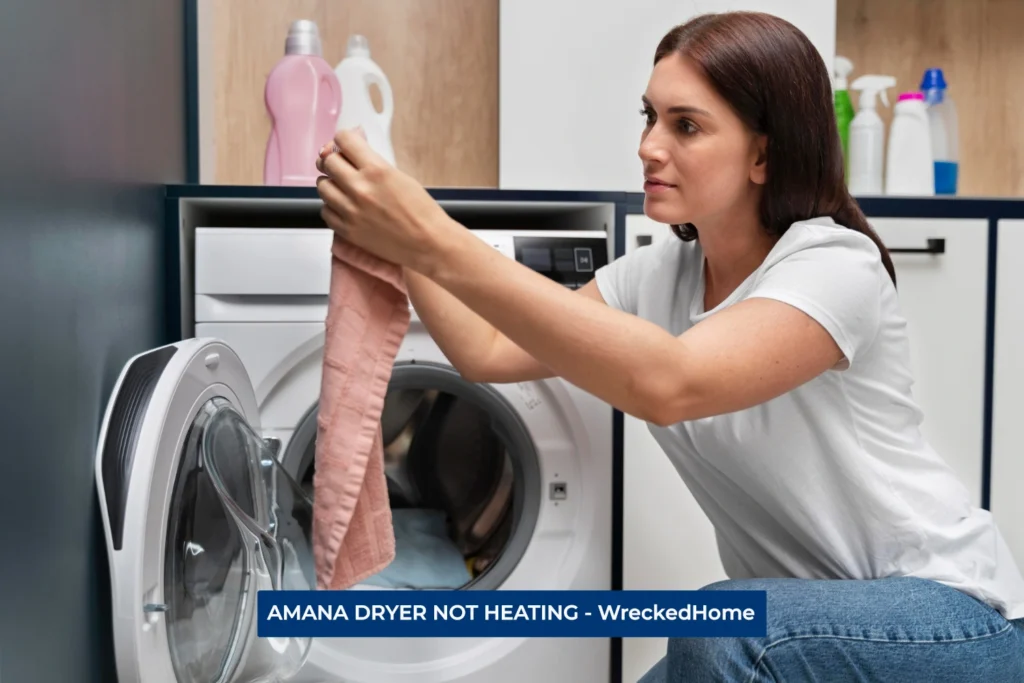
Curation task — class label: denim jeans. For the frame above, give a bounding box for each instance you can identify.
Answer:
[637,576,1024,682]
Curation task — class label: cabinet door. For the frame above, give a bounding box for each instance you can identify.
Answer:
[620,213,728,683]
[991,220,1024,569]
[498,0,836,192]
[868,218,989,507]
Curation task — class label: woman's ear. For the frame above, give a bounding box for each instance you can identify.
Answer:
[750,134,768,185]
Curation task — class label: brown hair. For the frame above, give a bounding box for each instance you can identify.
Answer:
[654,11,896,284]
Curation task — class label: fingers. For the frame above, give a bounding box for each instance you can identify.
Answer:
[332,127,382,170]
[316,175,355,212]
[316,176,356,220]
[320,204,349,240]
[319,148,360,191]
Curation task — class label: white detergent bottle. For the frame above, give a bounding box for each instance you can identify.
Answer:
[885,92,934,196]
[335,35,396,166]
[848,75,896,195]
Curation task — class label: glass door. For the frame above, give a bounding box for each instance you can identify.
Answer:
[96,339,313,683]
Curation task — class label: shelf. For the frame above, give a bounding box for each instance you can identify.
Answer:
[837,0,1024,198]
[196,0,499,188]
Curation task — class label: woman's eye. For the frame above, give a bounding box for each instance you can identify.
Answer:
[639,107,655,125]
[678,119,697,134]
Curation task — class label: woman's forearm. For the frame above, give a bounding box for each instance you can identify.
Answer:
[403,267,553,383]
[403,267,497,376]
[423,221,687,422]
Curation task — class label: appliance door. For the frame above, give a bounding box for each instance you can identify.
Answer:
[94,338,314,683]
[284,357,606,682]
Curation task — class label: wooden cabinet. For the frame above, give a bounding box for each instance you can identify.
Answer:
[991,220,1024,568]
[197,1,840,192]
[619,213,728,683]
[498,0,836,192]
[196,0,498,187]
[836,0,1024,198]
[867,218,990,506]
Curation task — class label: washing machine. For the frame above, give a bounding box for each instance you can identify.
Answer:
[95,221,615,682]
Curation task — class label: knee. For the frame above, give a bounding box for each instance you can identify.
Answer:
[666,635,764,682]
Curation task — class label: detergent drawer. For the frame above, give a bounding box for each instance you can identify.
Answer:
[195,227,333,296]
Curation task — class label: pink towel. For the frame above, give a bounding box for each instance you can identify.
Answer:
[312,236,409,590]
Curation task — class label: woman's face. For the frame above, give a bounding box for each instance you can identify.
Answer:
[638,53,766,227]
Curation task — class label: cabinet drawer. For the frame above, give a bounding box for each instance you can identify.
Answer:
[868,217,989,507]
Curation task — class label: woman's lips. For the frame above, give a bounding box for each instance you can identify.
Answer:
[644,178,676,193]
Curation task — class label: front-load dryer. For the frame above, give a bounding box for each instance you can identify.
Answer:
[96,223,615,682]
[94,338,317,683]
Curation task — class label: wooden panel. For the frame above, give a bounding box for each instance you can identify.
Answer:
[204,0,498,187]
[837,0,1024,197]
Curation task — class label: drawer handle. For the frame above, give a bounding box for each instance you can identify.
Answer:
[890,238,945,254]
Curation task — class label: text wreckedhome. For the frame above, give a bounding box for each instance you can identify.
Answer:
[264,603,760,622]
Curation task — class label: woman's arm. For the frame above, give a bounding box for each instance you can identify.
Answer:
[424,219,845,426]
[403,267,551,383]
[405,268,608,384]
[312,130,846,423]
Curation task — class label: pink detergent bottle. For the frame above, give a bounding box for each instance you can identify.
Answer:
[264,20,341,186]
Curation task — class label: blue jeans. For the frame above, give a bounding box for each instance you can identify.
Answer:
[638,576,1024,682]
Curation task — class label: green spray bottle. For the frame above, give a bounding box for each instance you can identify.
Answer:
[833,56,855,179]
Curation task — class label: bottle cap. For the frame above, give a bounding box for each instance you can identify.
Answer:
[850,75,897,110]
[285,20,323,56]
[920,68,947,90]
[834,55,853,90]
[346,34,371,57]
[898,92,924,102]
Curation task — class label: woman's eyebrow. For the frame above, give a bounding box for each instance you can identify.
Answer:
[641,95,710,117]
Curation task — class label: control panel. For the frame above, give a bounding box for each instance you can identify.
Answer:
[472,230,610,290]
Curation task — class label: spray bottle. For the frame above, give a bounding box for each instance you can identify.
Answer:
[833,56,855,178]
[848,75,896,195]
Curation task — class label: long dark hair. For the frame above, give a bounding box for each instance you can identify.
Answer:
[654,12,896,284]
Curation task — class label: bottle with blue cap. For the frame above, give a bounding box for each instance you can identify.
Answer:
[920,68,959,194]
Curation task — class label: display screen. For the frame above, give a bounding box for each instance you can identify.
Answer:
[521,247,552,272]
[514,236,608,289]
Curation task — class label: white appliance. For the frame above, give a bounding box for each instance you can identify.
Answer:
[95,224,615,683]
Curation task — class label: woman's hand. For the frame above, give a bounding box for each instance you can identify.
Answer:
[315,129,455,273]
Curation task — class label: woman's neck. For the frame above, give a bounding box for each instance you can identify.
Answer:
[697,210,776,311]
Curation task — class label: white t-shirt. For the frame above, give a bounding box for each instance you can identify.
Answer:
[596,215,1024,619]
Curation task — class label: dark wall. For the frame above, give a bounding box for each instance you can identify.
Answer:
[0,0,187,680]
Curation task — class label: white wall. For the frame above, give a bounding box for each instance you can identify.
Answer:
[499,0,837,192]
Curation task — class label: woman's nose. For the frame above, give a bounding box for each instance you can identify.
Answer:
[638,128,669,165]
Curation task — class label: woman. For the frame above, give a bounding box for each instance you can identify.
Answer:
[315,10,1024,682]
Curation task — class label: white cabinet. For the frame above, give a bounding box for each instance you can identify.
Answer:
[620,214,727,683]
[498,0,836,192]
[991,220,1024,569]
[868,218,989,507]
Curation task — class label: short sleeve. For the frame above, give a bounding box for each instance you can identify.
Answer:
[594,244,658,315]
[747,227,884,369]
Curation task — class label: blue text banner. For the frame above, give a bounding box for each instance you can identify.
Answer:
[257,590,768,638]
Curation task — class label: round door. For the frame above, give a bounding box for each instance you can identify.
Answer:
[277,356,600,682]
[281,360,544,593]
[95,338,314,683]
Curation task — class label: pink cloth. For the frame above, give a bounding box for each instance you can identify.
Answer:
[312,236,409,590]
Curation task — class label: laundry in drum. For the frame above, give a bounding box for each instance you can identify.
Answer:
[298,384,518,589]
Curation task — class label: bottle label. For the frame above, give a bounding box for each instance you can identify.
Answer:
[934,161,958,195]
